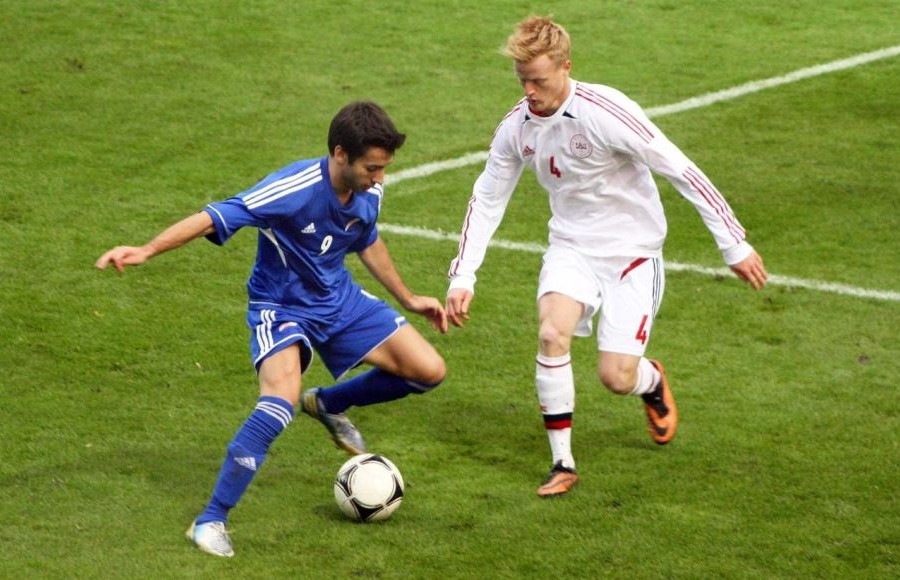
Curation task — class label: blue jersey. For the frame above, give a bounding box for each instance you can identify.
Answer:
[203,156,382,325]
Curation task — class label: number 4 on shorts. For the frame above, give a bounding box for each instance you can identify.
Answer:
[635,314,649,345]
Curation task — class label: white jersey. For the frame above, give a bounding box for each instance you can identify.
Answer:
[448,79,752,292]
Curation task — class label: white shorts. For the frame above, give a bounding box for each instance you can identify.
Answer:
[536,246,665,356]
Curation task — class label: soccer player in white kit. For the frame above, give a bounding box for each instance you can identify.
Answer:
[446,17,768,497]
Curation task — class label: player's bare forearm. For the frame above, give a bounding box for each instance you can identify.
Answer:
[96,211,215,273]
[359,238,448,333]
[358,238,414,306]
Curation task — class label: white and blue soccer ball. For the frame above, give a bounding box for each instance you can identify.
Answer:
[334,453,404,522]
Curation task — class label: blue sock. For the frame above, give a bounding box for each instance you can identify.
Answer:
[319,368,441,413]
[196,396,294,525]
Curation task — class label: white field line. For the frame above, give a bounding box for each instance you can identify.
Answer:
[385,45,900,186]
[381,46,900,302]
[643,44,900,117]
[379,223,900,302]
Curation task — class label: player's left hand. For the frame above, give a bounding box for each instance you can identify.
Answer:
[405,295,449,334]
[730,251,768,290]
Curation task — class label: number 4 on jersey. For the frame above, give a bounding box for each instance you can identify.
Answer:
[549,156,562,178]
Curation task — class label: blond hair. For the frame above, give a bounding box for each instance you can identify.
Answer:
[502,16,571,64]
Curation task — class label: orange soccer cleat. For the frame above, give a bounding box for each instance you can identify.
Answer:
[537,462,579,497]
[642,359,678,445]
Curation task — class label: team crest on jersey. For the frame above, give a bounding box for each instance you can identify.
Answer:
[569,134,592,158]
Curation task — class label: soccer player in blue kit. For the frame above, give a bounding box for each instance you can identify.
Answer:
[96,101,448,557]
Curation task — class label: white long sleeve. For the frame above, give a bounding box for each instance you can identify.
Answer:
[448,105,526,292]
[448,80,754,292]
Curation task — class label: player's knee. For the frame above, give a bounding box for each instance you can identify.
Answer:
[538,322,571,356]
[423,355,447,387]
[598,366,637,395]
[408,353,446,393]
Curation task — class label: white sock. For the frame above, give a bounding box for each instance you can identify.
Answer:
[536,353,575,469]
[547,429,573,469]
[629,357,661,396]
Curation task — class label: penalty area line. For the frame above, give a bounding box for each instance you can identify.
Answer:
[379,223,900,303]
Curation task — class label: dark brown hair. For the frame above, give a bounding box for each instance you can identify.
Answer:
[327,101,406,162]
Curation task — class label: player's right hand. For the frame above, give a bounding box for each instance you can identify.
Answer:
[446,288,474,328]
[95,246,152,273]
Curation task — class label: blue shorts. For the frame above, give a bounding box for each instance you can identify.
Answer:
[247,289,407,379]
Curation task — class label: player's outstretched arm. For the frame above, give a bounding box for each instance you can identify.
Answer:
[96,211,216,273]
[358,237,449,334]
[445,288,473,328]
[729,251,768,291]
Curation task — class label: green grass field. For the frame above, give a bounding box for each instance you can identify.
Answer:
[2,0,898,577]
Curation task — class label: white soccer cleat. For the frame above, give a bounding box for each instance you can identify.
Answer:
[186,520,234,558]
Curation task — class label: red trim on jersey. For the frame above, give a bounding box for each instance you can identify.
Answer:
[503,99,527,121]
[490,100,526,142]
[620,257,649,280]
[574,85,655,143]
[451,200,478,275]
[682,167,745,242]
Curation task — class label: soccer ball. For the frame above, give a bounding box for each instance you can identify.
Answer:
[334,453,404,522]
